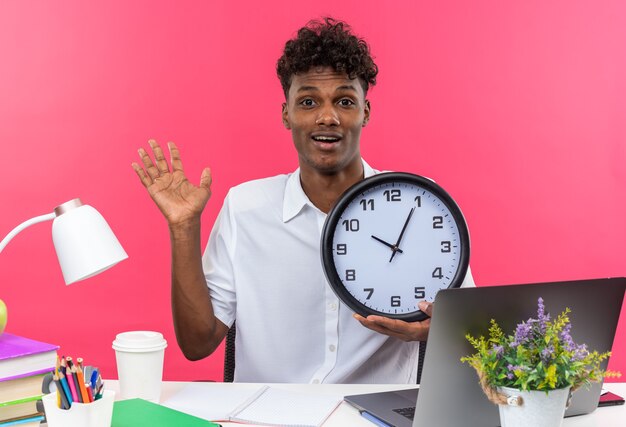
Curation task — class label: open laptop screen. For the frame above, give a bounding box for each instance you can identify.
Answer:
[414,277,626,427]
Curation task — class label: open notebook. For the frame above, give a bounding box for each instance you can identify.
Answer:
[229,386,342,426]
[164,384,342,427]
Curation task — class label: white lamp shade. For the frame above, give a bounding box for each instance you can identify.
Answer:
[52,204,128,285]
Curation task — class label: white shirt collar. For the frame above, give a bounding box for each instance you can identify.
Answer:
[283,159,376,223]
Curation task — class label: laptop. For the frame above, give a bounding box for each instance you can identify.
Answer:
[344,277,626,427]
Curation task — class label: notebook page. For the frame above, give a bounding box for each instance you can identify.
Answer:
[162,383,264,421]
[228,386,342,427]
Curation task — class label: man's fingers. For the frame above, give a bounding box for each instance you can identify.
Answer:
[168,142,184,172]
[354,315,395,336]
[138,147,160,180]
[131,162,152,187]
[354,314,430,342]
[366,316,413,334]
[418,301,433,318]
[199,167,212,191]
[149,139,170,174]
[355,315,415,340]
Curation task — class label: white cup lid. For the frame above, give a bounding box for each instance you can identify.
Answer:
[112,331,167,352]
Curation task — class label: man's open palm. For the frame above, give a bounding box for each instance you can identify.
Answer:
[132,140,212,225]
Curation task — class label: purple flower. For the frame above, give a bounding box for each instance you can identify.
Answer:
[510,321,532,347]
[536,297,550,333]
[491,345,504,359]
[571,344,589,362]
[541,344,555,362]
[560,323,575,351]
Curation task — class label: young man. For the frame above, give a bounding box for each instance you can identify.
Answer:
[132,18,474,383]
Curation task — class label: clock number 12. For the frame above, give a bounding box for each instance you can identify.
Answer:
[383,189,401,202]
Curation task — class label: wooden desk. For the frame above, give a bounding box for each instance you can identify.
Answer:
[104,381,625,426]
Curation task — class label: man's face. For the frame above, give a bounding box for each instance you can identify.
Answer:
[282,67,370,175]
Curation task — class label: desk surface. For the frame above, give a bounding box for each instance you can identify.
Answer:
[103,381,625,427]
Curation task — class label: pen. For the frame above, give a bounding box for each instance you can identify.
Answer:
[360,410,393,427]
[90,368,99,393]
[84,365,93,382]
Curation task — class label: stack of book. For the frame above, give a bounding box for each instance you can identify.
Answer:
[0,333,58,427]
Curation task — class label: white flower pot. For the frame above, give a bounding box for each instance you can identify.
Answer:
[497,386,571,427]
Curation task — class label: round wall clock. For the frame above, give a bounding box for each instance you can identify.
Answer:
[321,172,470,322]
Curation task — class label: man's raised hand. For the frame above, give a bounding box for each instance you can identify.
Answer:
[131,140,212,226]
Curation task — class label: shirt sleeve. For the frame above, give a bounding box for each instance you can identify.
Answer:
[202,192,237,328]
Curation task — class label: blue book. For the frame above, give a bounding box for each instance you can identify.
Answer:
[0,414,45,426]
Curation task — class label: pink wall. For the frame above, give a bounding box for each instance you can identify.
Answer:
[1,1,625,382]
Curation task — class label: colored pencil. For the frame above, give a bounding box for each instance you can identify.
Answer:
[75,365,91,403]
[53,374,71,409]
[58,371,74,406]
[65,365,80,402]
[60,356,67,374]
[86,386,94,402]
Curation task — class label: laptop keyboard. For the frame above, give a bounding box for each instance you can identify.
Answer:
[393,406,416,420]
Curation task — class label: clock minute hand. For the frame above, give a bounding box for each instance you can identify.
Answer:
[371,235,404,254]
[389,207,415,262]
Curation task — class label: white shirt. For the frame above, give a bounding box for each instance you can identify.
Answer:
[202,161,475,383]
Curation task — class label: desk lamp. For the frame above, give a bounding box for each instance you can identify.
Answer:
[0,198,128,285]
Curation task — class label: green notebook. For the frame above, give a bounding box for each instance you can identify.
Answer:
[111,398,221,427]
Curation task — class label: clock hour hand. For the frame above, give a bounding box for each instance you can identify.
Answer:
[371,235,404,254]
[389,207,415,262]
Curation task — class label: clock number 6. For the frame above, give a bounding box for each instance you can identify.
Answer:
[391,295,401,307]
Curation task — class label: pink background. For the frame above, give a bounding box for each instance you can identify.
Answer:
[1,1,625,382]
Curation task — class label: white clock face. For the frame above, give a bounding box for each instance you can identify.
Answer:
[326,176,467,318]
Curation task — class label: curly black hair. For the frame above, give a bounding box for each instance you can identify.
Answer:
[276,17,378,98]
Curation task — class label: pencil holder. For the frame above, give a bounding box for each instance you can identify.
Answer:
[42,389,115,427]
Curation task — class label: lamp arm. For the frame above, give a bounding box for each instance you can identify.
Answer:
[0,212,56,253]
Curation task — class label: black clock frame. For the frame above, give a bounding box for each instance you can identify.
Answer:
[320,172,471,322]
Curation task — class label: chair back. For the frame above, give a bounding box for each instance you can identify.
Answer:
[223,322,236,382]
[223,321,426,384]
